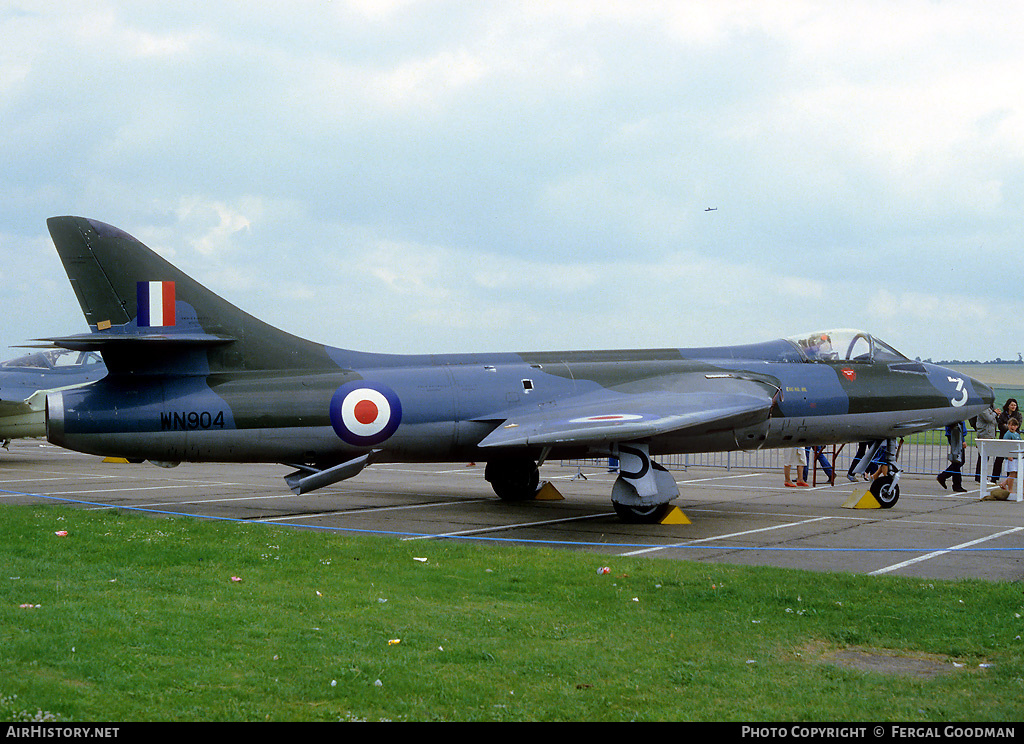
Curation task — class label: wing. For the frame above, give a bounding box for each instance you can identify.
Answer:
[0,382,43,416]
[0,399,35,417]
[476,388,772,449]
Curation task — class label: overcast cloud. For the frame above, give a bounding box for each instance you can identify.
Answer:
[1,1,1021,361]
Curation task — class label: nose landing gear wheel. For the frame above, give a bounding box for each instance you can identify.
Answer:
[869,474,900,508]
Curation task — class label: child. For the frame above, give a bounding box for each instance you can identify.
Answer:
[984,418,1021,501]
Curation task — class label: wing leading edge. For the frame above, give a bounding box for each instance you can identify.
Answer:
[476,389,773,449]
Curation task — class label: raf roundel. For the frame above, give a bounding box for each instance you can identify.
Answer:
[329,381,402,447]
[569,414,644,424]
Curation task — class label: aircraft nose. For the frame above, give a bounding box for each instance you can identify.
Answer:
[973,377,995,406]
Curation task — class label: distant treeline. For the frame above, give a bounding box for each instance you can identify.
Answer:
[923,358,1024,365]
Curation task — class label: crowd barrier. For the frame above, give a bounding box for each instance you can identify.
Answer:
[562,428,991,482]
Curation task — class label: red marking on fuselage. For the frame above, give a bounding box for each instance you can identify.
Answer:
[354,399,379,425]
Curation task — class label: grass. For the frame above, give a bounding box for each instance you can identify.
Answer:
[2,505,1023,722]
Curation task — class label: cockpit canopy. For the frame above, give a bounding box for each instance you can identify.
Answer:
[786,329,909,363]
[0,349,104,370]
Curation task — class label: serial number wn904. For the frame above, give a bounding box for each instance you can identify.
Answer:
[161,411,226,431]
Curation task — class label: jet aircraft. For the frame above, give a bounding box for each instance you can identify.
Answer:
[0,348,106,445]
[40,216,993,521]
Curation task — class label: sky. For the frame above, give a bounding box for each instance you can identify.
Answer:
[1,0,1022,362]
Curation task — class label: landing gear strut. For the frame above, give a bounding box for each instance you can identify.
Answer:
[851,438,901,508]
[609,443,680,523]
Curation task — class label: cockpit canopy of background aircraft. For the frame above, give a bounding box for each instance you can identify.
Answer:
[0,348,104,370]
[786,329,909,363]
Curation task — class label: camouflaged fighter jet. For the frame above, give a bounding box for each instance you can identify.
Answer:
[40,216,994,521]
[0,348,106,445]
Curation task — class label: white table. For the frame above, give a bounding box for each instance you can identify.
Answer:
[976,438,1024,502]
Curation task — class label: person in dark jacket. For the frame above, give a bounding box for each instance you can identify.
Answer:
[938,420,968,493]
[974,402,998,482]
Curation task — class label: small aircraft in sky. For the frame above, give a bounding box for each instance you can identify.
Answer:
[705,207,717,211]
[0,348,106,447]
[40,217,993,521]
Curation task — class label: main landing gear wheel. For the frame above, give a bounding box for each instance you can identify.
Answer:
[612,502,673,524]
[870,475,900,508]
[485,457,540,501]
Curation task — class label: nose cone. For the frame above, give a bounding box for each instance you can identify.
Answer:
[973,377,995,407]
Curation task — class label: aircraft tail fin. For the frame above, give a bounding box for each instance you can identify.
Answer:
[45,216,337,374]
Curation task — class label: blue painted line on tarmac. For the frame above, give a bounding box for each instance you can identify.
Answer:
[5,488,1024,552]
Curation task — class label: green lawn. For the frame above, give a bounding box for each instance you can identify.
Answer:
[2,505,1022,722]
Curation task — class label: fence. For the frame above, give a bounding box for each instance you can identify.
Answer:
[563,428,987,482]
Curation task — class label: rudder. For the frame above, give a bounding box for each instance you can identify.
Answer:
[45,216,337,374]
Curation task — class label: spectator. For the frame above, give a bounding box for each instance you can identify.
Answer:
[984,418,1022,501]
[784,448,809,487]
[937,421,968,493]
[973,402,998,483]
[991,399,1022,482]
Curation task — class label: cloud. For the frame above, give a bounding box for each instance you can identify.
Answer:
[174,199,252,256]
[1,1,1022,362]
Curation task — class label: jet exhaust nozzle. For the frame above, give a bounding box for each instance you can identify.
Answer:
[45,391,65,447]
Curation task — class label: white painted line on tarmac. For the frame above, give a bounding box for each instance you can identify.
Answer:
[9,486,289,509]
[42,485,207,497]
[618,516,833,557]
[367,466,478,476]
[0,472,120,483]
[0,476,114,485]
[79,493,307,510]
[402,512,614,540]
[256,499,494,523]
[868,526,1024,576]
[681,472,767,483]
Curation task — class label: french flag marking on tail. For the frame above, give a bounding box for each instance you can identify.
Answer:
[137,281,176,327]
